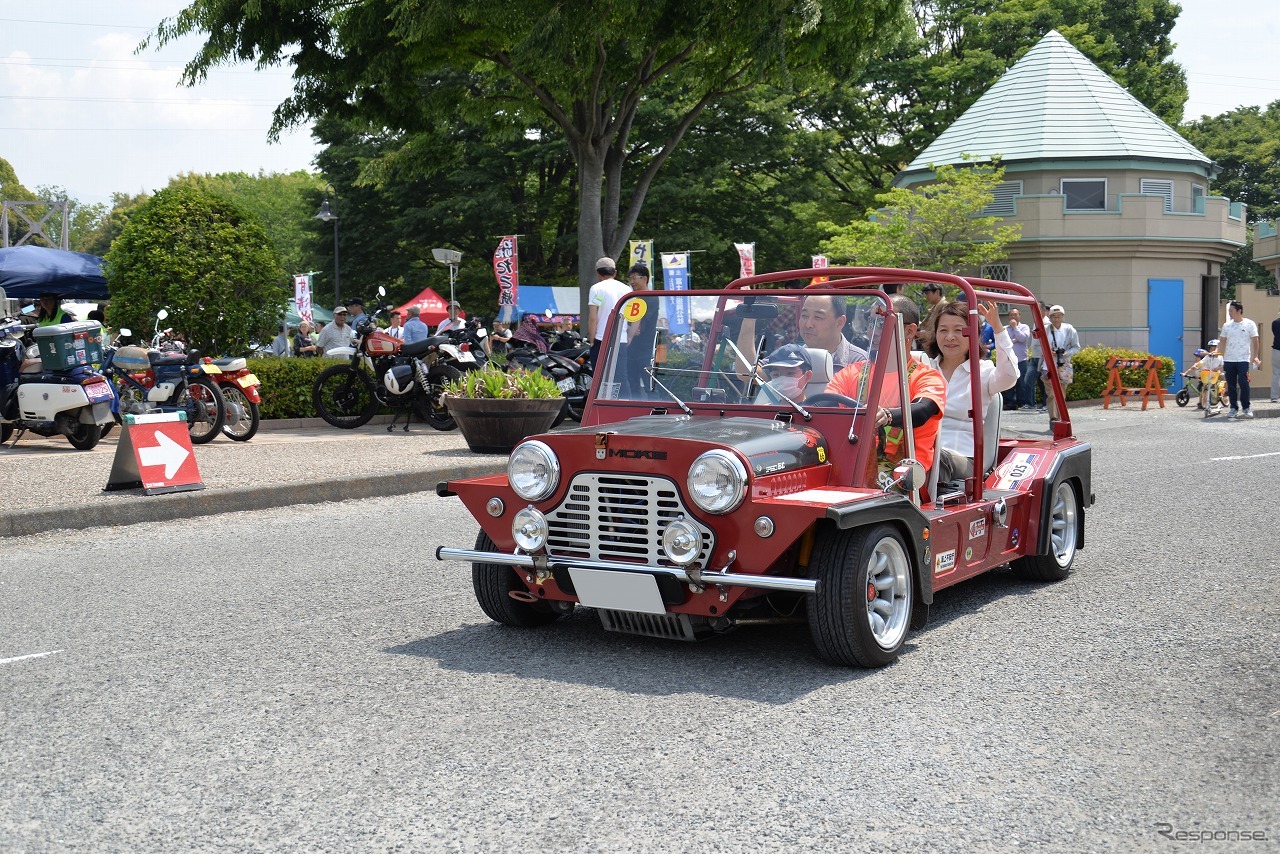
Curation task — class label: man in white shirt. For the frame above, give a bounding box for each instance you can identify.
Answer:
[586,256,630,369]
[316,307,354,353]
[385,310,405,339]
[1219,299,1260,418]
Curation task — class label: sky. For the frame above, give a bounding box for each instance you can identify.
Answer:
[1,0,1279,210]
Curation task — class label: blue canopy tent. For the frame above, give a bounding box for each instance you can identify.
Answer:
[0,246,110,300]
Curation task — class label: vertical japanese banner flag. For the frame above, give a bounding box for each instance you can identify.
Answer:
[661,253,691,335]
[734,242,755,278]
[294,274,314,325]
[812,254,829,284]
[629,240,654,272]
[493,236,519,322]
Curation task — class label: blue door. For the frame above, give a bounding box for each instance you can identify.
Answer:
[1148,279,1183,388]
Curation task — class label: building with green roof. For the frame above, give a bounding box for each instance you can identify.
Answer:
[894,30,1247,377]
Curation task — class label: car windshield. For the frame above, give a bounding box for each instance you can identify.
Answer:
[593,289,893,408]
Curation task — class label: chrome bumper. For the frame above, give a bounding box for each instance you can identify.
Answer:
[436,546,818,594]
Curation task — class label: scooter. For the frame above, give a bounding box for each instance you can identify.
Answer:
[0,317,116,450]
[209,357,263,441]
[100,310,227,445]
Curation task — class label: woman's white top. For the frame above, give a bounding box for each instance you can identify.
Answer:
[929,328,1019,457]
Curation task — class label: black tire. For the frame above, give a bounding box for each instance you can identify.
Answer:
[219,384,261,441]
[1012,480,1080,582]
[419,364,462,431]
[1175,388,1189,407]
[65,421,102,451]
[551,397,568,428]
[565,394,585,422]
[181,377,226,445]
[807,524,914,668]
[471,530,561,627]
[313,365,378,429]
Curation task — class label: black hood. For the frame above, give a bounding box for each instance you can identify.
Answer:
[559,415,828,475]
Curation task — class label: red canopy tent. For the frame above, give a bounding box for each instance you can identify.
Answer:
[395,286,464,327]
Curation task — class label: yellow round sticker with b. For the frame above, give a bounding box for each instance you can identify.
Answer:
[621,297,647,323]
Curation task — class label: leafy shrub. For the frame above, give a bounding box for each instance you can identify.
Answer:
[442,363,562,399]
[1067,346,1175,400]
[106,185,287,355]
[246,356,342,419]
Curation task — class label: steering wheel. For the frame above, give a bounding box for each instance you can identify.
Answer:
[803,392,863,409]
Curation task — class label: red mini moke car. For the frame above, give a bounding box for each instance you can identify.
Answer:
[436,268,1092,667]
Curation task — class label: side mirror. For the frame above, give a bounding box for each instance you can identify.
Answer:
[545,309,553,319]
[156,309,169,321]
[887,458,926,492]
[377,286,387,297]
[476,328,488,339]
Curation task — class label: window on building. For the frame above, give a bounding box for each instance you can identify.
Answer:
[1192,185,1206,213]
[1139,179,1174,212]
[981,264,1012,282]
[1061,178,1107,210]
[981,181,1023,216]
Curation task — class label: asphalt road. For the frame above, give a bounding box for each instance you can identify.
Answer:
[1,409,1276,851]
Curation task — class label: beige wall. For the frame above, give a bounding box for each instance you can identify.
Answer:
[1008,167,1212,214]
[1235,289,1279,393]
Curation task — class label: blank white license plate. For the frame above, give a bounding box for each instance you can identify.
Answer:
[556,377,575,392]
[567,568,666,614]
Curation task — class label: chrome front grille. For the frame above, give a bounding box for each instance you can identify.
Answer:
[545,473,713,570]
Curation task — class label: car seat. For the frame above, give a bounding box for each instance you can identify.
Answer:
[804,348,834,398]
[927,391,1003,505]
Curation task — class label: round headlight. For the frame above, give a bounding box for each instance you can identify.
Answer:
[661,518,702,566]
[687,450,748,515]
[512,506,548,552]
[508,440,560,502]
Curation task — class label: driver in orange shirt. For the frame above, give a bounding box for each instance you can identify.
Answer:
[824,294,946,480]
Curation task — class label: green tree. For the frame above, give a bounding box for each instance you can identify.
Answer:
[151,0,904,300]
[804,0,1187,210]
[820,162,1022,273]
[169,170,323,278]
[1182,100,1280,291]
[105,185,287,354]
[78,192,152,257]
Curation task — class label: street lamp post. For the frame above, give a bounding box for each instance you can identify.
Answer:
[315,185,340,306]
[432,247,462,311]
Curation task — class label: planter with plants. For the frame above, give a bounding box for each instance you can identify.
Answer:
[442,363,568,454]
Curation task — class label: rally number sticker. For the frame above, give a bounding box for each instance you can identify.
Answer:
[621,298,648,323]
[994,452,1040,490]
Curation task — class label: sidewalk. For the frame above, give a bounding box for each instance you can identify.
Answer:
[0,417,506,538]
[3,396,1273,538]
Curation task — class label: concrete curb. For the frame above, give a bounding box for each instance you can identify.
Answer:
[2,458,506,538]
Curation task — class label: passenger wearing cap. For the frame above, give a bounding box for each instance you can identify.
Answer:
[316,304,354,353]
[586,255,630,370]
[757,344,813,403]
[1039,304,1080,418]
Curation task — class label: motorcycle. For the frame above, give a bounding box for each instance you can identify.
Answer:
[209,357,263,441]
[311,288,484,431]
[0,317,116,450]
[100,309,227,445]
[505,315,591,422]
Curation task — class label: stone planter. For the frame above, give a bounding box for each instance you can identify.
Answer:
[444,396,566,454]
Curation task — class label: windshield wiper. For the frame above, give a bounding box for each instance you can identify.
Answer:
[757,383,813,421]
[643,366,694,415]
[724,336,766,397]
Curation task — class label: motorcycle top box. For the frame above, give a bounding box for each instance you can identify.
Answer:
[34,321,104,370]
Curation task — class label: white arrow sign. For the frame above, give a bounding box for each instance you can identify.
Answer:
[137,431,190,479]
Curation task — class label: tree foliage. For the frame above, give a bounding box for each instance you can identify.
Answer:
[820,162,1022,273]
[153,0,905,294]
[105,185,287,354]
[804,0,1187,210]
